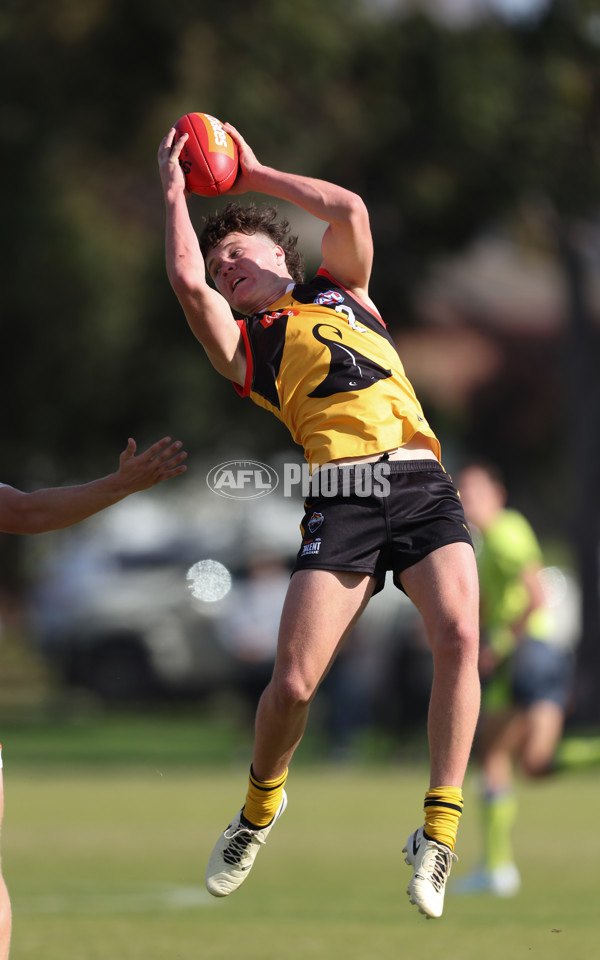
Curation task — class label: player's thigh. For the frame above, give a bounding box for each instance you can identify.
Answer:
[520,700,564,774]
[274,569,376,693]
[399,541,479,643]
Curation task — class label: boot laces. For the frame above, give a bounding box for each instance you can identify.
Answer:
[421,843,457,893]
[222,824,265,866]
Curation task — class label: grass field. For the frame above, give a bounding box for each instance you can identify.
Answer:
[2,716,598,960]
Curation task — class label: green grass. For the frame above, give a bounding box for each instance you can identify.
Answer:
[0,705,421,770]
[4,758,599,960]
[0,708,256,768]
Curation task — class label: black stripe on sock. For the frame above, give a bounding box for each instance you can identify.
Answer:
[249,764,286,792]
[249,778,281,792]
[424,799,463,813]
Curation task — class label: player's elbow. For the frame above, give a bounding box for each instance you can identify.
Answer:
[168,264,204,301]
[339,190,369,226]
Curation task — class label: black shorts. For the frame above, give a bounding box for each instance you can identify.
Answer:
[292,459,473,594]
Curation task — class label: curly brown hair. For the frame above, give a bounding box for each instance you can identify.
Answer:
[199,201,305,283]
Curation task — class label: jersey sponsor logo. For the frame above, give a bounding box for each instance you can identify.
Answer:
[307,511,324,533]
[260,309,299,328]
[300,538,322,557]
[314,289,344,306]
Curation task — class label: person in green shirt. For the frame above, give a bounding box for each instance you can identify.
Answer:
[453,461,574,896]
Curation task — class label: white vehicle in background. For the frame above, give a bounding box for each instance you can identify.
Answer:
[25,480,425,731]
[27,484,298,703]
[27,478,581,738]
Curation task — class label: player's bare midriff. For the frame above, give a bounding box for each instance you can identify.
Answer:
[313,436,438,475]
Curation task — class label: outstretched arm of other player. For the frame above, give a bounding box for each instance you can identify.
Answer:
[224,123,375,304]
[0,437,187,535]
[158,128,246,384]
[511,563,547,641]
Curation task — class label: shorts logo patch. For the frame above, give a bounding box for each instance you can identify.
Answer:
[307,511,324,534]
[300,538,322,557]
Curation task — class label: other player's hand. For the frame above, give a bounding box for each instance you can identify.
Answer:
[117,437,188,491]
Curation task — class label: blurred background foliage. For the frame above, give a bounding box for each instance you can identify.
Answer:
[1,0,598,470]
[0,0,599,716]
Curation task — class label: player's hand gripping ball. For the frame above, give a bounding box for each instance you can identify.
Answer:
[174,113,239,196]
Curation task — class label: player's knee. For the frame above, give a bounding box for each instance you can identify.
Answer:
[519,752,553,779]
[270,671,317,711]
[431,616,479,664]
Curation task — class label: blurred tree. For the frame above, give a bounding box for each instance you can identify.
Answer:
[344,2,600,716]
[2,0,597,474]
[0,0,369,484]
[0,1,598,711]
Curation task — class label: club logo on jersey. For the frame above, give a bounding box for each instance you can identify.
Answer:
[308,324,392,398]
[314,289,344,307]
[307,511,325,534]
[300,538,322,557]
[260,308,299,328]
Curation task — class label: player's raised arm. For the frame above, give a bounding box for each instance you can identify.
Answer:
[0,437,187,535]
[157,128,246,384]
[224,123,374,303]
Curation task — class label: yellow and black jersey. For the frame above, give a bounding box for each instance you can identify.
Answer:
[234,269,440,467]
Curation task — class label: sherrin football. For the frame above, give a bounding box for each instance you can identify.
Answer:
[174,112,239,197]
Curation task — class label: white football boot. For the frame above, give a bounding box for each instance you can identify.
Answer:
[403,826,457,918]
[205,791,287,897]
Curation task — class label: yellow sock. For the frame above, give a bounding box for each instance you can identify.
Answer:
[424,786,464,851]
[242,766,288,828]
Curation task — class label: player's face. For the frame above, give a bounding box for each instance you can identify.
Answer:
[206,231,290,314]
[457,467,505,530]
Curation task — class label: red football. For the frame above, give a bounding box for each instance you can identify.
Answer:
[174,112,239,197]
